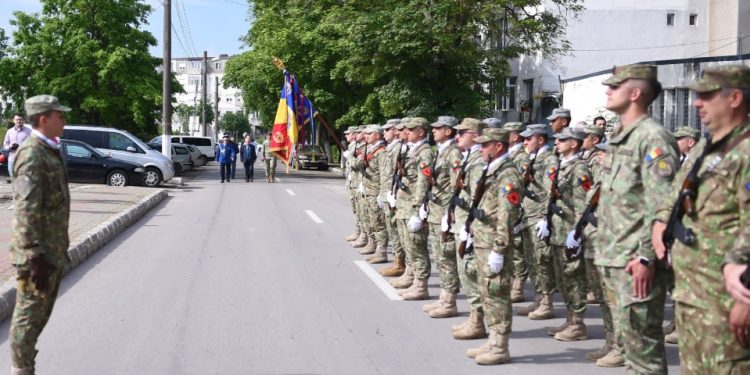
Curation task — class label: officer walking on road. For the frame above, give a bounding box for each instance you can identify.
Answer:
[9,95,72,375]
[261,137,277,183]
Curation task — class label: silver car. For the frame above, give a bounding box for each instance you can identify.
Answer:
[186,145,206,167]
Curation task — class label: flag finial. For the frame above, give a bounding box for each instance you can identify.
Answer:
[272,57,285,71]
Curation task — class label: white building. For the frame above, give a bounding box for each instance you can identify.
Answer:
[496,0,750,127]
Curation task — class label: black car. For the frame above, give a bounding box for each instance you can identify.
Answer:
[61,139,145,186]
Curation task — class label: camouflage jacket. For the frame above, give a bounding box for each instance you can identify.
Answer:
[470,154,524,254]
[522,146,559,223]
[452,146,485,234]
[582,148,605,258]
[350,143,367,189]
[380,140,403,200]
[363,142,386,196]
[509,143,531,174]
[427,140,463,224]
[654,123,750,313]
[395,140,434,219]
[10,135,71,269]
[549,154,591,246]
[595,115,679,267]
[345,142,358,189]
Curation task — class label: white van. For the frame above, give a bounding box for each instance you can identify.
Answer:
[62,125,175,187]
[149,135,215,162]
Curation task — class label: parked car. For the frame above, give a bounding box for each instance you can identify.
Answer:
[61,140,144,186]
[148,135,214,162]
[0,147,8,177]
[171,144,193,174]
[186,145,206,167]
[295,144,329,170]
[62,125,175,187]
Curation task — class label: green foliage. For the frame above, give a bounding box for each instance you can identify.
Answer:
[224,0,583,130]
[219,111,251,138]
[173,101,214,133]
[0,0,183,140]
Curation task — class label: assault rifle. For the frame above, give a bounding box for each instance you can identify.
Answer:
[457,157,492,259]
[443,153,471,241]
[523,148,540,200]
[569,186,601,259]
[544,156,563,246]
[420,153,438,225]
[390,141,407,212]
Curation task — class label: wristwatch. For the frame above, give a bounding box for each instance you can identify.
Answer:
[639,256,653,266]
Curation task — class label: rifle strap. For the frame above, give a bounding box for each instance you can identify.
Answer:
[702,129,750,176]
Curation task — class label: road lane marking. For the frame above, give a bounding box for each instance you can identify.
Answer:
[275,177,282,182]
[354,261,403,301]
[286,189,296,196]
[305,209,324,223]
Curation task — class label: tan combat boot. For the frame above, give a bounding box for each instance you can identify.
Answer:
[366,243,387,264]
[429,291,458,318]
[516,294,541,316]
[422,289,445,313]
[475,329,511,365]
[11,366,34,375]
[528,293,555,320]
[586,332,614,361]
[401,278,429,300]
[390,265,413,289]
[596,346,625,367]
[546,310,572,336]
[345,225,360,242]
[351,232,368,248]
[359,237,376,255]
[466,338,492,358]
[453,309,487,340]
[380,254,405,277]
[451,310,474,332]
[554,312,588,341]
[510,278,526,303]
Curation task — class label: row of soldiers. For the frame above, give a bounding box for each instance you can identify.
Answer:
[341,63,750,373]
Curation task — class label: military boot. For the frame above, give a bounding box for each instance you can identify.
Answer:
[366,243,387,264]
[510,278,526,303]
[451,310,474,332]
[351,232,368,248]
[345,226,360,242]
[554,312,588,341]
[422,289,445,313]
[516,294,541,316]
[466,338,492,358]
[453,309,487,340]
[429,291,458,318]
[546,311,572,336]
[11,366,34,375]
[359,237,376,255]
[475,329,511,365]
[596,346,625,367]
[586,332,614,361]
[528,293,555,320]
[380,254,405,277]
[390,265,413,289]
[401,278,429,300]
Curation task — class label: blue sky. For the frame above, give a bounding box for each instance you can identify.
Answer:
[0,0,252,58]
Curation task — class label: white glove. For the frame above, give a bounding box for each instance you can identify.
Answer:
[459,226,469,242]
[418,204,429,220]
[387,192,397,208]
[357,182,364,194]
[347,174,352,183]
[407,215,423,232]
[441,214,450,232]
[565,230,582,249]
[376,195,384,209]
[489,252,504,274]
[535,219,550,240]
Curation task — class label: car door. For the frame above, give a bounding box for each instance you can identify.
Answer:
[64,142,103,182]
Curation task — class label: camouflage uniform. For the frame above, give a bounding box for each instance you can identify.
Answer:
[351,139,371,246]
[344,129,360,234]
[505,122,533,300]
[597,65,680,374]
[653,66,750,373]
[381,135,405,265]
[361,126,388,258]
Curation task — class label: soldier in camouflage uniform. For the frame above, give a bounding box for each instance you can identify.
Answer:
[421,116,463,318]
[450,118,489,340]
[344,127,362,243]
[504,122,532,303]
[10,95,72,375]
[596,64,679,373]
[358,125,389,263]
[378,119,407,274]
[652,65,750,374]
[547,108,572,134]
[350,128,372,251]
[517,123,559,320]
[464,127,524,365]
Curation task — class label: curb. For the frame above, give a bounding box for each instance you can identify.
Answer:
[0,188,169,322]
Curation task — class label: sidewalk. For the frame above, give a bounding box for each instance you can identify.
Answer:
[0,183,168,321]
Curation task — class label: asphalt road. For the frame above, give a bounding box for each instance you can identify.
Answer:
[0,163,681,374]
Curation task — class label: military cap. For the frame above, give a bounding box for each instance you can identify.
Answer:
[24,95,71,117]
[474,127,509,144]
[395,117,412,130]
[382,118,401,130]
[672,126,700,139]
[483,117,503,128]
[546,108,571,120]
[363,124,383,134]
[687,65,750,93]
[519,123,549,138]
[431,116,459,128]
[554,127,585,141]
[582,123,605,137]
[343,126,354,134]
[404,117,430,130]
[602,64,658,86]
[454,118,486,133]
[502,122,525,133]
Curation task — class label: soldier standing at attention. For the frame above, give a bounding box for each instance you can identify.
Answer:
[465,127,524,365]
[421,116,463,318]
[360,125,389,263]
[380,119,407,277]
[548,108,572,133]
[351,127,372,251]
[450,118,489,340]
[597,64,679,373]
[10,95,71,375]
[672,126,700,165]
[344,127,362,243]
[652,65,750,373]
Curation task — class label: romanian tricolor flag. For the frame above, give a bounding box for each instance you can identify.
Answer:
[270,69,315,165]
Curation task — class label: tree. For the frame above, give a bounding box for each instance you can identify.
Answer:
[219,111,251,138]
[0,0,183,140]
[173,101,214,134]
[224,0,583,130]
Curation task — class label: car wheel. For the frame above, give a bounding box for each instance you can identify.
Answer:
[173,162,183,175]
[199,155,207,166]
[142,167,162,187]
[107,170,129,187]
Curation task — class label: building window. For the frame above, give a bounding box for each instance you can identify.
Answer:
[667,13,675,26]
[188,75,200,89]
[190,61,201,69]
[503,76,517,110]
[215,62,222,70]
[689,14,697,26]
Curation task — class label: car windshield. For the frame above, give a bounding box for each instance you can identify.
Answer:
[300,145,323,153]
[149,136,161,144]
[65,141,106,158]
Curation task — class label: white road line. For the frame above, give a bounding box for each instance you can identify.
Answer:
[286,189,296,196]
[275,177,282,182]
[305,209,324,224]
[354,261,403,301]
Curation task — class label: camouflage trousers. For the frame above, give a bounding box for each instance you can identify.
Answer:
[396,218,429,279]
[264,157,277,178]
[456,243,482,312]
[550,245,587,314]
[11,268,63,368]
[428,223,459,294]
[512,229,533,283]
[585,257,614,336]
[474,246,513,333]
[676,301,750,374]
[385,210,404,259]
[347,188,357,215]
[355,193,370,236]
[601,266,668,374]
[365,195,388,246]
[521,225,556,294]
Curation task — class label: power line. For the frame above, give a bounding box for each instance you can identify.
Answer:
[572,36,737,52]
[174,0,199,57]
[177,0,199,57]
[688,34,750,59]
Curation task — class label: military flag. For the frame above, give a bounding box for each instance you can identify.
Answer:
[269,66,315,165]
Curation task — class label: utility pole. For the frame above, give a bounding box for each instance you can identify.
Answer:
[161,0,172,159]
[201,50,208,137]
[214,76,220,136]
